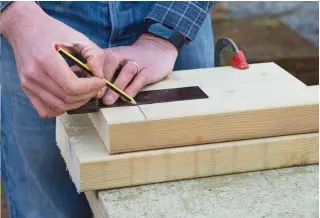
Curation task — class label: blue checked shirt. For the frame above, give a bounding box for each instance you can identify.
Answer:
[0,1,215,41]
[146,1,216,40]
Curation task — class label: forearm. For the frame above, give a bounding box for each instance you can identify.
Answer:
[0,2,44,41]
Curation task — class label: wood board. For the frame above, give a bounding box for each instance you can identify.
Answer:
[88,62,318,154]
[56,112,319,192]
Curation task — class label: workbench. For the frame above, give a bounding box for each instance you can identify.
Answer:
[86,164,319,218]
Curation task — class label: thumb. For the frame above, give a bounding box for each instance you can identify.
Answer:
[59,41,105,79]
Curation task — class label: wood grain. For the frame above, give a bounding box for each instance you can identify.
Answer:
[56,113,319,192]
[88,63,318,154]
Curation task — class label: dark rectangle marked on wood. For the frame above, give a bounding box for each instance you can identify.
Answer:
[100,86,209,108]
[67,86,208,114]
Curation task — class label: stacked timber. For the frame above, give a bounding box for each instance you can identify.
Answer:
[56,62,319,192]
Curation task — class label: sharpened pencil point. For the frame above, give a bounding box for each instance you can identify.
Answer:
[131,99,137,105]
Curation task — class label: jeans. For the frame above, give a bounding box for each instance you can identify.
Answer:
[1,2,214,218]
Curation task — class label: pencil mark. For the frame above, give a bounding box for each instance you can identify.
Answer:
[136,104,147,120]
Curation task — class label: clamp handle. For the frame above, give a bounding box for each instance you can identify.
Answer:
[214,37,249,69]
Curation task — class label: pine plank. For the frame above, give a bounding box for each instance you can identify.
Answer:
[88,62,317,154]
[56,112,319,192]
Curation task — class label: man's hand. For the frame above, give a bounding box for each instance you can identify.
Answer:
[100,33,178,105]
[0,2,106,118]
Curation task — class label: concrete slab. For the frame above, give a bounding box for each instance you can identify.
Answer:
[95,165,319,218]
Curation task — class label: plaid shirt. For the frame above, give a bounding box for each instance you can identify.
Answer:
[146,1,216,40]
[0,1,215,41]
[0,1,11,11]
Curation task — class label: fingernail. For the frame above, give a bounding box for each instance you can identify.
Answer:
[97,87,107,99]
[104,95,114,105]
[97,91,102,98]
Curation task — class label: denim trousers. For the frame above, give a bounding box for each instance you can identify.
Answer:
[1,2,215,218]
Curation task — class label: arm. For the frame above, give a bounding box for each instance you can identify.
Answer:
[98,2,216,105]
[0,2,106,118]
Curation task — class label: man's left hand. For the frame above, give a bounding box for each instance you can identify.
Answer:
[100,33,178,105]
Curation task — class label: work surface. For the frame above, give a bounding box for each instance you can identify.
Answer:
[87,165,319,218]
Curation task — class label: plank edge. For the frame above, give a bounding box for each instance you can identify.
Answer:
[78,132,319,191]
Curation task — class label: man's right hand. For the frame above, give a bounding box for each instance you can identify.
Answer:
[0,2,107,118]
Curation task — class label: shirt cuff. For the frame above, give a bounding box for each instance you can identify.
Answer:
[0,1,12,11]
[145,1,216,41]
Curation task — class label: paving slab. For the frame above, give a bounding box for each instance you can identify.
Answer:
[94,165,319,218]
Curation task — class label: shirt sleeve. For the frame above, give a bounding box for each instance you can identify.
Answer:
[0,1,12,11]
[0,1,39,12]
[145,1,216,41]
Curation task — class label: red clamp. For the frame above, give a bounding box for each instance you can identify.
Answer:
[231,50,249,70]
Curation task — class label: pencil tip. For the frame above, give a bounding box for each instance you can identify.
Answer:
[131,99,137,105]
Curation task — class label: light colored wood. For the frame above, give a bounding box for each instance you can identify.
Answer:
[88,62,318,154]
[85,191,107,218]
[56,113,319,192]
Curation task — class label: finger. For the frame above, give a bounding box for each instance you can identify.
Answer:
[39,73,102,104]
[27,79,99,112]
[97,86,107,99]
[65,89,102,104]
[99,52,124,99]
[70,65,90,78]
[70,65,82,72]
[23,88,62,119]
[30,68,67,100]
[103,61,139,105]
[49,48,106,95]
[102,51,125,83]
[70,65,105,99]
[60,41,105,79]
[124,69,150,98]
[27,68,100,104]
[48,59,105,95]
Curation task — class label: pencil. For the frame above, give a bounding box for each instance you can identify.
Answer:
[54,44,137,105]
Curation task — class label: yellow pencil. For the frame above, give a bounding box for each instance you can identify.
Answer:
[55,44,137,105]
